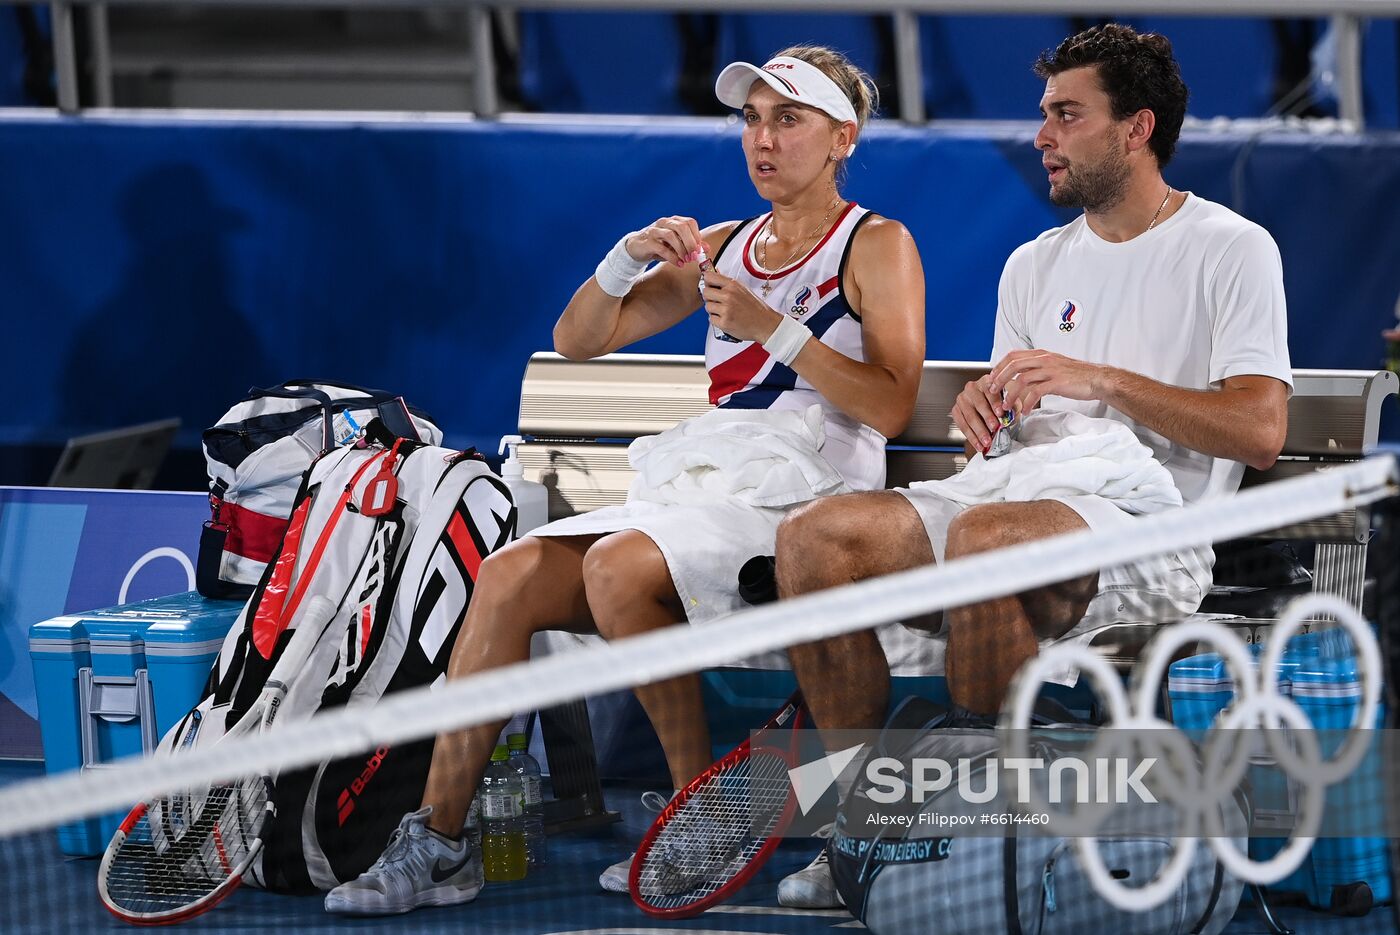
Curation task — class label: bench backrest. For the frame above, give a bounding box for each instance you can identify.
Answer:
[517,352,1396,542]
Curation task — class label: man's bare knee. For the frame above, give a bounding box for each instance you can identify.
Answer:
[777,492,929,597]
[776,498,866,592]
[945,506,1019,560]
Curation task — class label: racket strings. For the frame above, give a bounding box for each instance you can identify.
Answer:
[102,775,267,916]
[636,746,793,908]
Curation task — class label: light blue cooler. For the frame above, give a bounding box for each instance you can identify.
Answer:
[1168,630,1390,910]
[1166,649,1250,730]
[1168,640,1298,868]
[1271,654,1390,906]
[28,591,243,856]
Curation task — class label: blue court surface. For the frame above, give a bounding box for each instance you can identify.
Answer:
[1,761,1395,934]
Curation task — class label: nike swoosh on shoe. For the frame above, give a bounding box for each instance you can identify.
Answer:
[430,853,471,882]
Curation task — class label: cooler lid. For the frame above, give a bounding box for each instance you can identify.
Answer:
[29,592,242,655]
[27,615,88,653]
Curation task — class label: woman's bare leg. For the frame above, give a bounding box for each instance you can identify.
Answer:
[582,531,712,790]
[421,534,600,837]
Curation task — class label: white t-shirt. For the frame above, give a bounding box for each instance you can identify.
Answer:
[992,193,1292,506]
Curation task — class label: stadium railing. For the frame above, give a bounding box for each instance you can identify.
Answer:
[14,0,1400,129]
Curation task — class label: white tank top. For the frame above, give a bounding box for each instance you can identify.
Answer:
[704,202,885,491]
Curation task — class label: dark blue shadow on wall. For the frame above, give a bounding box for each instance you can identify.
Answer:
[58,164,272,441]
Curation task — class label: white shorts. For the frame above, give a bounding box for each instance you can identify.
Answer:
[895,486,1214,642]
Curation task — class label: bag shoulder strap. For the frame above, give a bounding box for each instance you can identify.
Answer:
[1003,835,1023,935]
[246,385,337,451]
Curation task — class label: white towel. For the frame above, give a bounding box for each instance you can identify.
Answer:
[529,405,849,625]
[909,410,1183,514]
[628,404,850,508]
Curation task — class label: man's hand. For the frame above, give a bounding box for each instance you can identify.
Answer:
[951,373,1003,454]
[989,350,1111,416]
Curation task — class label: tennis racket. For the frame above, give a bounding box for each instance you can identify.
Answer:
[630,691,805,919]
[97,594,337,925]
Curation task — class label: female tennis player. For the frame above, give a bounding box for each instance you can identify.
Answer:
[325,44,925,916]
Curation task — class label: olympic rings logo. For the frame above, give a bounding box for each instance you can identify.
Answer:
[119,547,196,605]
[998,593,1382,913]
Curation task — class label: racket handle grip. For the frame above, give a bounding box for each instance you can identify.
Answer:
[266,595,336,688]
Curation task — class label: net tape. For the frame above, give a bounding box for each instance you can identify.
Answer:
[0,454,1393,841]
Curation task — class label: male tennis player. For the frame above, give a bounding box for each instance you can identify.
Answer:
[772,23,1292,909]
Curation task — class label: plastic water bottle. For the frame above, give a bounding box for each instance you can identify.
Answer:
[463,792,482,850]
[498,435,550,537]
[507,732,547,867]
[481,745,527,881]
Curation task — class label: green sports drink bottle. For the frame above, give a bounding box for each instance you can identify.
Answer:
[481,745,527,882]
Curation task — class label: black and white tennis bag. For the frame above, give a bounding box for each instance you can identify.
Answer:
[198,381,442,599]
[828,697,1247,935]
[162,431,516,892]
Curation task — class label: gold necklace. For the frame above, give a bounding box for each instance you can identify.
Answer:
[757,198,843,299]
[1146,186,1173,232]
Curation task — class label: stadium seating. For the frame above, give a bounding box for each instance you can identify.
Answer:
[517,12,686,115]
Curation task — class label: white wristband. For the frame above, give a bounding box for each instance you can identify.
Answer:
[594,232,650,298]
[762,314,812,367]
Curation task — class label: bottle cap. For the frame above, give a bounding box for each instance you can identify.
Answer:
[507,732,528,750]
[490,744,510,762]
[498,434,525,481]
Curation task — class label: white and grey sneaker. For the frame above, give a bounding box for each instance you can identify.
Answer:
[598,851,635,894]
[324,806,483,916]
[599,790,673,893]
[777,848,844,909]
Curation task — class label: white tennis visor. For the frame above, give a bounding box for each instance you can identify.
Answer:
[714,56,860,129]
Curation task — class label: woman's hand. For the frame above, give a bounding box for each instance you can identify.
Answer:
[951,373,1003,454]
[701,268,785,344]
[626,217,709,268]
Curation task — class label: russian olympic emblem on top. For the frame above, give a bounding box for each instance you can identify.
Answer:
[789,284,814,318]
[1058,299,1078,332]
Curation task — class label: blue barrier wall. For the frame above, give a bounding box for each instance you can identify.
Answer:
[2,114,1398,457]
[0,486,207,757]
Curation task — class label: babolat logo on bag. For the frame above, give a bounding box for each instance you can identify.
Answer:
[337,745,391,827]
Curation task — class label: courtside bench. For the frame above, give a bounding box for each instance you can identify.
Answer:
[521,352,1396,818]
[518,351,1395,607]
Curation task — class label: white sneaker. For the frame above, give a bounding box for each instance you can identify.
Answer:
[599,790,672,893]
[598,851,634,893]
[777,848,844,909]
[324,807,483,916]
